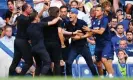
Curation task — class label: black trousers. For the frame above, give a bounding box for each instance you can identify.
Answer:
[9,38,33,76]
[32,41,51,76]
[66,44,98,76]
[44,42,62,75]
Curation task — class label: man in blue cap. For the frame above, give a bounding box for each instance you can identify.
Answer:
[64,8,98,76]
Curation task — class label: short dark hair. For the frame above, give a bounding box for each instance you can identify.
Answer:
[60,6,68,11]
[129,20,133,26]
[22,3,29,12]
[29,11,38,22]
[71,0,78,5]
[48,7,59,18]
[96,4,104,11]
[5,25,12,30]
[7,0,14,4]
[116,24,124,29]
[111,17,118,21]
[126,31,133,35]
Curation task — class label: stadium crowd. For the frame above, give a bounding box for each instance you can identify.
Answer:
[0,0,133,78]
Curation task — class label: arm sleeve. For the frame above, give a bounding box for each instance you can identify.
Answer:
[40,22,48,28]
[57,20,63,28]
[101,17,109,29]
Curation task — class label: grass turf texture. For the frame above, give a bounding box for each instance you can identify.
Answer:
[0,77,133,80]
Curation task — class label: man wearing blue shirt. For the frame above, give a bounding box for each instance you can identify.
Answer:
[65,8,98,76]
[83,5,114,78]
[111,24,127,49]
[126,31,133,56]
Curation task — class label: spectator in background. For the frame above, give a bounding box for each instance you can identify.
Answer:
[0,17,6,37]
[50,0,66,8]
[117,39,133,57]
[125,3,133,15]
[116,8,123,18]
[0,26,15,52]
[109,17,118,38]
[127,20,133,33]
[5,0,15,23]
[117,14,130,31]
[33,0,50,18]
[117,49,128,77]
[126,14,132,20]
[102,1,113,22]
[126,31,133,56]
[111,24,127,49]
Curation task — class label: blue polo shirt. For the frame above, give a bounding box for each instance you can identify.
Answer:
[111,35,127,49]
[91,15,111,47]
[65,19,88,46]
[119,19,130,31]
[127,44,133,56]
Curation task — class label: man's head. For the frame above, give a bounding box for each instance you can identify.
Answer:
[116,8,123,17]
[69,8,78,22]
[60,6,68,19]
[126,31,133,42]
[119,39,127,49]
[48,7,59,18]
[7,0,14,11]
[116,24,124,35]
[95,5,104,18]
[118,14,124,22]
[22,3,33,15]
[5,26,12,37]
[29,11,39,23]
[102,1,111,12]
[70,0,79,9]
[111,17,118,28]
[129,20,133,31]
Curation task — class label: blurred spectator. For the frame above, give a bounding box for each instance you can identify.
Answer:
[126,31,133,56]
[116,39,133,56]
[109,17,118,38]
[118,14,130,31]
[102,1,113,22]
[33,0,50,18]
[111,24,127,49]
[0,26,15,52]
[125,3,133,14]
[127,20,133,33]
[117,49,128,77]
[50,0,66,8]
[126,14,132,20]
[0,17,6,37]
[116,8,123,18]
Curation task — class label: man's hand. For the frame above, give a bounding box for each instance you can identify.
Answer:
[73,30,82,35]
[82,26,91,32]
[42,4,49,11]
[71,35,81,41]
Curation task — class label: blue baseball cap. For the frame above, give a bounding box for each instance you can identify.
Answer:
[70,8,78,14]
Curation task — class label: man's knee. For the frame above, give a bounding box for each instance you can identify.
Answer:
[101,58,107,63]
